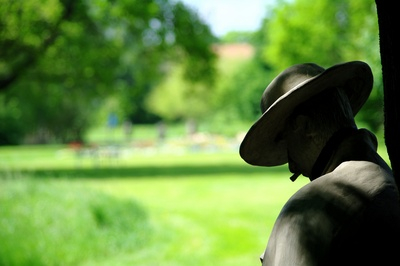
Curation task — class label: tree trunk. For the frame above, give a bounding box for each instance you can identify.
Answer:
[375,0,400,189]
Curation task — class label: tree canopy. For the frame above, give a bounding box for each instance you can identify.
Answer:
[220,0,382,131]
[0,0,216,144]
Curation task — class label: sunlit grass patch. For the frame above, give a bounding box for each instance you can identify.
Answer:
[0,177,151,266]
[82,168,308,265]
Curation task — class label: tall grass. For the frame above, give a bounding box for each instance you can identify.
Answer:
[0,177,150,266]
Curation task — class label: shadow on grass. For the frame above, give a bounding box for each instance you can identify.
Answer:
[3,163,290,179]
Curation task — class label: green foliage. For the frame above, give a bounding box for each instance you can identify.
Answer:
[248,0,383,131]
[0,177,150,266]
[144,2,217,123]
[0,0,64,84]
[0,95,24,144]
[0,0,216,144]
[262,0,379,68]
[146,64,213,121]
[0,0,385,143]
[212,59,272,123]
[172,2,217,84]
[220,31,255,44]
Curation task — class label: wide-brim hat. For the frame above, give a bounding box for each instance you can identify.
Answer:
[239,61,373,166]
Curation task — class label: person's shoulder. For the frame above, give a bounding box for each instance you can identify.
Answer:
[290,160,394,206]
[331,160,393,192]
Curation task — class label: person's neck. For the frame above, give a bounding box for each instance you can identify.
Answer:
[310,126,358,180]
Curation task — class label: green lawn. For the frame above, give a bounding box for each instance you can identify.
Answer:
[78,153,308,266]
[0,143,309,265]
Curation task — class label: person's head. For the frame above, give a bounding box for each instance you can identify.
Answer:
[282,87,356,177]
[239,61,373,179]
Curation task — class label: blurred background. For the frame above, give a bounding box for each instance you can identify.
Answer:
[0,0,385,265]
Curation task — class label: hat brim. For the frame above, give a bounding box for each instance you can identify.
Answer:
[239,61,373,166]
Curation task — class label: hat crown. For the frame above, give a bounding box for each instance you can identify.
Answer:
[260,63,325,113]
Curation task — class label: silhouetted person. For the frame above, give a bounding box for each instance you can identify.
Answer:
[240,61,400,265]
